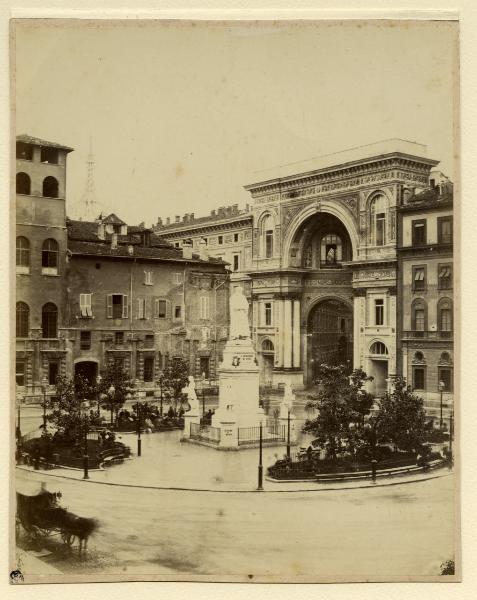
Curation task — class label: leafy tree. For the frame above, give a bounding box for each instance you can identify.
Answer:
[371,377,427,454]
[440,559,455,575]
[304,364,374,461]
[158,357,189,415]
[46,374,92,444]
[98,361,136,425]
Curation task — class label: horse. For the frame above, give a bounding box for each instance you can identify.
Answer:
[49,507,99,555]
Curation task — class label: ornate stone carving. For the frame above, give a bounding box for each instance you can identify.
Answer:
[305,279,350,287]
[353,269,396,281]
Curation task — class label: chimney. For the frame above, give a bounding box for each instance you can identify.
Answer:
[175,215,181,223]
[166,217,170,225]
[111,233,118,249]
[233,204,238,214]
[141,229,151,247]
[97,222,105,240]
[156,217,163,227]
[211,209,216,217]
[182,240,193,259]
[190,213,195,221]
[183,214,189,223]
[199,238,208,261]
[245,203,250,212]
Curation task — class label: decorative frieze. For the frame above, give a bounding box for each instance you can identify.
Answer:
[353,269,396,281]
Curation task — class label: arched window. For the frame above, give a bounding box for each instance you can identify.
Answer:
[260,214,274,258]
[262,339,274,353]
[369,194,387,246]
[16,172,31,195]
[440,352,452,364]
[370,341,388,355]
[42,303,58,338]
[438,298,453,333]
[16,236,30,272]
[16,302,29,337]
[411,299,427,332]
[320,234,342,266]
[42,238,59,274]
[42,176,59,198]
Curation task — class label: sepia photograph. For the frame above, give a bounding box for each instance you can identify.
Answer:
[10,18,459,584]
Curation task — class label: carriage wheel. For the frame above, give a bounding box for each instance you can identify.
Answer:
[61,531,76,547]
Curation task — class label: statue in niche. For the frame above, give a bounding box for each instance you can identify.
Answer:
[303,245,313,268]
[229,286,251,340]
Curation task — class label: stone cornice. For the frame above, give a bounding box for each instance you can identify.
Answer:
[244,154,437,198]
[155,216,252,237]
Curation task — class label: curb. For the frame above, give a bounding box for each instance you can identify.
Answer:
[16,464,453,494]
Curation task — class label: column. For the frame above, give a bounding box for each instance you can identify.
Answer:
[276,300,284,368]
[353,295,362,370]
[292,299,301,368]
[283,299,292,368]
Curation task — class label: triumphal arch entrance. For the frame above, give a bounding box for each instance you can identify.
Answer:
[244,139,437,391]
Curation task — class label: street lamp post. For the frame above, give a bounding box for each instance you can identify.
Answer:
[438,380,445,430]
[41,377,48,430]
[449,407,454,464]
[202,372,206,418]
[81,400,90,480]
[287,409,291,460]
[136,399,142,457]
[257,421,264,491]
[158,374,164,417]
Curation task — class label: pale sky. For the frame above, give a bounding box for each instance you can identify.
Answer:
[14,20,458,226]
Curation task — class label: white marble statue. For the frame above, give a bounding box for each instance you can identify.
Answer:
[229,286,251,340]
[280,382,295,418]
[182,375,200,413]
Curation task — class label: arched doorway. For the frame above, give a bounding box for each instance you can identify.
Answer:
[307,299,353,383]
[74,360,98,388]
[368,341,389,397]
[259,339,275,386]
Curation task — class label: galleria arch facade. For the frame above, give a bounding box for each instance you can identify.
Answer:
[244,140,438,392]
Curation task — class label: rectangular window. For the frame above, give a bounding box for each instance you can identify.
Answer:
[414,309,425,331]
[144,334,154,348]
[137,298,147,319]
[173,272,182,284]
[264,302,272,326]
[200,296,210,319]
[218,235,223,245]
[115,331,124,345]
[265,230,274,258]
[412,219,427,246]
[375,299,384,326]
[174,305,182,319]
[107,294,128,319]
[413,367,425,391]
[440,309,452,332]
[144,271,153,285]
[79,293,93,317]
[40,147,59,164]
[438,264,452,290]
[16,360,26,387]
[376,213,386,246]
[155,299,169,319]
[174,242,180,248]
[16,142,33,160]
[48,361,59,385]
[80,330,91,350]
[200,357,210,379]
[234,233,239,243]
[143,357,154,382]
[233,254,240,271]
[438,216,453,244]
[413,266,426,291]
[438,368,453,392]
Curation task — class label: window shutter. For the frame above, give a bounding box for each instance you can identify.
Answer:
[122,295,129,319]
[106,294,113,318]
[85,294,93,317]
[137,298,142,319]
[165,300,171,319]
[154,298,159,318]
[80,294,86,317]
[144,298,149,320]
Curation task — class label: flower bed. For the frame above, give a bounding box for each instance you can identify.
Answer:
[21,436,131,470]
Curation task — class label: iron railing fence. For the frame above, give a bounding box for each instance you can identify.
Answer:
[237,424,286,446]
[190,422,221,445]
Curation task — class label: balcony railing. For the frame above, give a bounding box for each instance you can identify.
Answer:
[403,330,453,340]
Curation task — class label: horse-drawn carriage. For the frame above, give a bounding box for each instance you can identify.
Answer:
[16,486,98,554]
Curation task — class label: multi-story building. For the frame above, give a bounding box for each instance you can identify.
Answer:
[156,139,447,394]
[15,135,73,400]
[154,205,253,294]
[397,174,454,421]
[15,135,229,404]
[66,215,229,390]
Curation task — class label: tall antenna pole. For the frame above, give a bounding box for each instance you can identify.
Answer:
[79,137,101,221]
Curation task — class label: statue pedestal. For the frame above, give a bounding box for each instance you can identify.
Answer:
[182,409,200,439]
